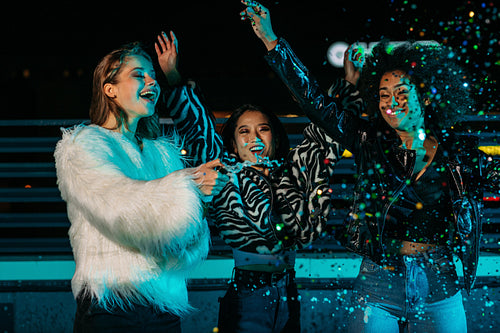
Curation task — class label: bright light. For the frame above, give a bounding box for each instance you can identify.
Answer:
[326,40,440,68]
[326,42,349,68]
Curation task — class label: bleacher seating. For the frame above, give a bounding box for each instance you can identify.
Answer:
[0,115,499,273]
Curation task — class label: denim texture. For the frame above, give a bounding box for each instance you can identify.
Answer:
[348,249,466,332]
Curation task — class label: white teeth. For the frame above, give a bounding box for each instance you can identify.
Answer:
[387,108,402,115]
[140,91,156,99]
[250,145,265,152]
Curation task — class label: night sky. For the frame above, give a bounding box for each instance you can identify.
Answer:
[1,0,498,119]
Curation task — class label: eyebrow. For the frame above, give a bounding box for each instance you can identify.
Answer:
[130,66,157,73]
[129,66,145,72]
[379,83,410,91]
[237,123,271,130]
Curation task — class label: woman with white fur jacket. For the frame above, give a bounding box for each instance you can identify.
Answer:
[54,40,228,332]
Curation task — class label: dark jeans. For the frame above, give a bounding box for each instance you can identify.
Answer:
[74,292,181,333]
[217,268,300,333]
[348,248,466,332]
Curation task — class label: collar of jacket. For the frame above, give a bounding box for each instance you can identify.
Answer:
[357,118,417,183]
[224,153,285,178]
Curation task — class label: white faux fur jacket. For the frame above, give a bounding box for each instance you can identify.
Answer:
[54,124,209,316]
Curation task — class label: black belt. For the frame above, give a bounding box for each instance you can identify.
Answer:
[233,268,295,289]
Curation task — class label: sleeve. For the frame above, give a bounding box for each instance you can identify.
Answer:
[54,129,209,264]
[451,138,499,294]
[264,38,365,153]
[164,83,224,166]
[208,173,284,254]
[272,123,343,249]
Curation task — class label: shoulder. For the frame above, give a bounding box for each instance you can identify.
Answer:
[55,124,119,165]
[59,124,114,148]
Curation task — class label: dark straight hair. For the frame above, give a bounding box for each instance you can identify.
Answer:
[221,104,290,161]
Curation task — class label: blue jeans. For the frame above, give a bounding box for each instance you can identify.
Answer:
[217,269,300,333]
[348,248,466,333]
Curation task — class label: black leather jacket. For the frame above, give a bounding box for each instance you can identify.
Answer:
[265,38,500,294]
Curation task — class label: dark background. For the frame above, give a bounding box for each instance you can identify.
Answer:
[1,0,498,119]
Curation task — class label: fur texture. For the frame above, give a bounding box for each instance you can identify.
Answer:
[54,124,209,316]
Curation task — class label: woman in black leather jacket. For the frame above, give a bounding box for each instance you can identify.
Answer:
[241,1,500,332]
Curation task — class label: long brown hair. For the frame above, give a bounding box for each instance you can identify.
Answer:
[89,42,160,140]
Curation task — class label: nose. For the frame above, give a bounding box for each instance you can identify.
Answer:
[145,73,157,86]
[391,95,399,107]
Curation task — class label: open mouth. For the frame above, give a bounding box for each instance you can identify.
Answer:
[386,108,404,117]
[139,90,158,102]
[249,144,265,155]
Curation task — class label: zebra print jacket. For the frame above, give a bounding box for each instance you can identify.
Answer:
[164,82,357,254]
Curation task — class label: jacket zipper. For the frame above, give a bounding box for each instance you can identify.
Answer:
[448,163,464,199]
[250,167,279,238]
[379,150,415,257]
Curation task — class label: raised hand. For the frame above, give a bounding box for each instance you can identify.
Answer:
[155,31,181,86]
[344,44,363,86]
[240,0,278,51]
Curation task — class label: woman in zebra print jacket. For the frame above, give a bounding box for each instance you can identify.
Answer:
[156,31,359,333]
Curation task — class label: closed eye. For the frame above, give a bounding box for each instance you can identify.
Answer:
[132,72,145,79]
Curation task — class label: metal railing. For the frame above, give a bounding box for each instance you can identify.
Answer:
[1,116,499,257]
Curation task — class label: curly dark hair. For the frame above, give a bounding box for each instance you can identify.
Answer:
[358,40,474,129]
[221,104,290,162]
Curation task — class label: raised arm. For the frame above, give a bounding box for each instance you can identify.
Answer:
[241,1,364,152]
[240,0,278,51]
[155,31,223,166]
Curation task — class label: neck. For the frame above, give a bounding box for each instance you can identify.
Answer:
[102,115,140,144]
[121,124,138,142]
[396,126,426,150]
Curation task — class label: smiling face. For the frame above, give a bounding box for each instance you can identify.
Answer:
[378,70,424,132]
[232,110,275,163]
[104,55,160,125]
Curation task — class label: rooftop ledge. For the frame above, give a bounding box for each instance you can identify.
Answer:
[1,252,499,281]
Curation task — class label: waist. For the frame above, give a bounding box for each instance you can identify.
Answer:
[233,267,295,288]
[232,249,295,271]
[385,238,447,256]
[383,213,453,246]
[381,244,452,270]
[399,240,440,255]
